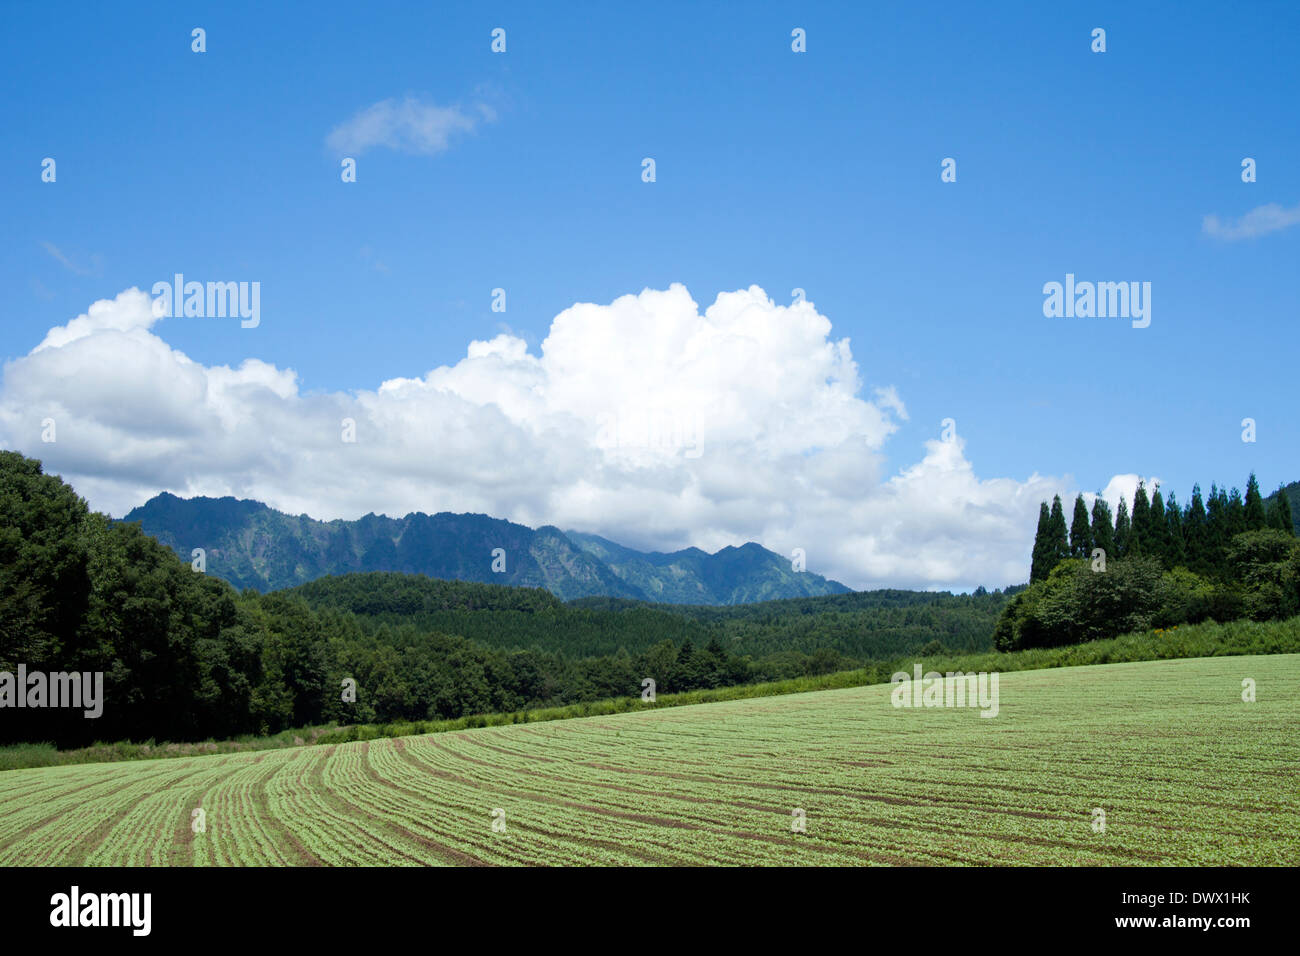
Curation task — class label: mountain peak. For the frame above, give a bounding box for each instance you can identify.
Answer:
[123,493,850,604]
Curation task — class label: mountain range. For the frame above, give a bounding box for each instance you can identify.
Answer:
[121,493,851,603]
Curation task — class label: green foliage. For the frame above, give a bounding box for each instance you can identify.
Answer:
[1244,473,1267,531]
[1030,502,1052,583]
[1165,491,1186,568]
[1069,494,1092,558]
[1227,487,1246,538]
[1185,485,1211,575]
[1047,496,1070,565]
[1090,495,1114,562]
[2,453,256,745]
[1266,482,1296,536]
[994,556,1165,650]
[1150,566,1213,627]
[1114,498,1131,558]
[1148,486,1171,565]
[1228,529,1300,621]
[1130,481,1151,557]
[288,572,1008,667]
[1012,471,1299,651]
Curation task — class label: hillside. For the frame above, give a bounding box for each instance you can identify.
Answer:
[122,493,850,603]
[4,653,1296,865]
[282,571,1011,660]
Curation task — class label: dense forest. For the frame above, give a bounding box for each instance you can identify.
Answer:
[288,573,1009,660]
[997,474,1298,650]
[1,452,1008,747]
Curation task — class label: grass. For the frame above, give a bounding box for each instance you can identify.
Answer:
[3,613,1298,771]
[1,653,1296,865]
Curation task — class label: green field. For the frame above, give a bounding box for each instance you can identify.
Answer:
[1,654,1296,866]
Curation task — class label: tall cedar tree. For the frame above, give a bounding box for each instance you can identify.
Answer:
[1227,487,1247,537]
[1130,482,1151,557]
[1185,485,1210,574]
[1030,502,1053,583]
[1047,495,1071,567]
[1026,474,1291,584]
[1244,473,1268,531]
[1268,484,1295,536]
[1165,491,1186,567]
[1069,494,1093,558]
[1149,486,1171,567]
[1206,484,1228,569]
[1090,495,1115,561]
[1114,498,1131,557]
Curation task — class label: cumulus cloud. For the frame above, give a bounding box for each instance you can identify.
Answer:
[3,284,1086,590]
[1202,201,1300,241]
[326,95,495,156]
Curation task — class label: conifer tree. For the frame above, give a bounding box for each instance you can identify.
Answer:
[1227,487,1246,538]
[1185,484,1210,574]
[1206,482,1223,535]
[1048,495,1070,566]
[1114,498,1131,557]
[1126,522,1143,557]
[1244,473,1267,531]
[1205,483,1229,568]
[1069,494,1092,558]
[1149,485,1171,567]
[1090,495,1114,562]
[1029,502,1052,583]
[1165,491,1186,567]
[1130,482,1151,556]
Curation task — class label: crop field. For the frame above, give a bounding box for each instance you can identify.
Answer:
[1,654,1297,866]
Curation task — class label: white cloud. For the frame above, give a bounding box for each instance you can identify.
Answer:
[1202,201,1300,241]
[326,95,494,156]
[871,385,909,421]
[32,287,160,351]
[2,284,1087,591]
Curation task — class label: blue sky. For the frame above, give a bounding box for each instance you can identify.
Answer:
[1,1,1297,589]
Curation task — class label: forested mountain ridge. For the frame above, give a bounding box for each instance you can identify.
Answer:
[565,531,851,604]
[122,493,850,603]
[283,571,1010,661]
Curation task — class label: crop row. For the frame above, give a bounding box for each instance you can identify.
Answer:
[0,655,1295,865]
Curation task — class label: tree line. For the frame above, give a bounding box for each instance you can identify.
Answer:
[291,573,1008,663]
[998,473,1297,651]
[1030,474,1293,582]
